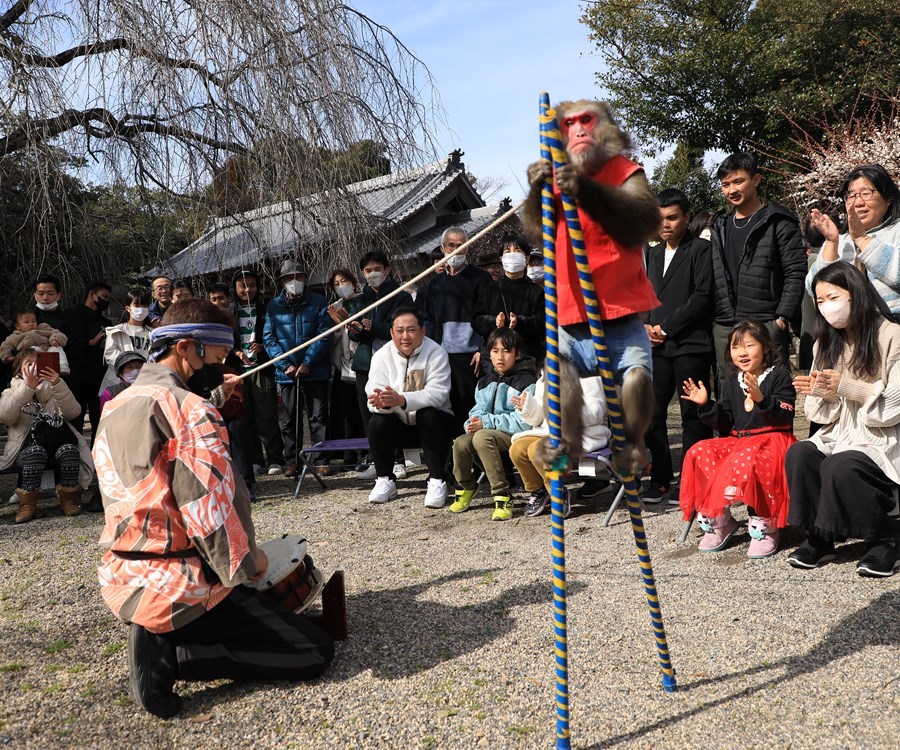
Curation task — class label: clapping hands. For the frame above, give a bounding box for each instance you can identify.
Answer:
[681,378,709,406]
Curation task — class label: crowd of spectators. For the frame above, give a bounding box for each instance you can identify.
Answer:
[2,152,898,576]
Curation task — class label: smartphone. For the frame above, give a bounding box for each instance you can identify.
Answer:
[34,351,61,374]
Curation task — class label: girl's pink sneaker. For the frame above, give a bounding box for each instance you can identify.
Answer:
[747,516,780,558]
[696,507,739,552]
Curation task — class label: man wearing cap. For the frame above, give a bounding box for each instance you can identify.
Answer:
[94,298,333,718]
[476,252,503,283]
[263,259,332,477]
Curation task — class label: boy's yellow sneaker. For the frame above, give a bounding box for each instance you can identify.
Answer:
[449,488,475,513]
[491,495,513,521]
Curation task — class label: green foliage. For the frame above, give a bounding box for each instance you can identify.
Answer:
[650,142,725,213]
[581,0,900,157]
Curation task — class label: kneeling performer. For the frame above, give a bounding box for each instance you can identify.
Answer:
[94,298,333,718]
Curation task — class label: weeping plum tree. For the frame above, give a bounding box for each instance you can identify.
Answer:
[0,0,440,293]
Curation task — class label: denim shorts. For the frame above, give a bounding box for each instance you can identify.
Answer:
[558,314,652,382]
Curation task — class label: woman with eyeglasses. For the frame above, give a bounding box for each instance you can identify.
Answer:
[806,164,900,314]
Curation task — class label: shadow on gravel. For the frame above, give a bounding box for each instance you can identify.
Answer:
[583,588,900,749]
[333,568,587,680]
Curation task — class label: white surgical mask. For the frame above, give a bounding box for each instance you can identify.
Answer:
[35,301,59,311]
[284,280,305,296]
[130,306,149,322]
[501,253,527,273]
[365,271,385,289]
[445,254,467,269]
[527,267,545,282]
[818,298,851,329]
[121,369,140,384]
[336,283,355,300]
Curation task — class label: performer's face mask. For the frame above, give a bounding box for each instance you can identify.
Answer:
[186,341,225,397]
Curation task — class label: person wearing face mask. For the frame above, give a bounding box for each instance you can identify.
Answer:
[421,226,493,435]
[230,267,284,477]
[65,281,113,435]
[472,233,545,365]
[325,268,366,468]
[787,262,900,577]
[94,297,334,719]
[99,289,154,397]
[98,350,146,411]
[263,259,332,478]
[806,164,900,315]
[526,249,545,284]
[31,273,70,330]
[347,250,413,479]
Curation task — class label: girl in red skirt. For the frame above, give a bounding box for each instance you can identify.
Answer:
[679,321,796,557]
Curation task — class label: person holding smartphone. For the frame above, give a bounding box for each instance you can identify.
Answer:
[0,347,93,523]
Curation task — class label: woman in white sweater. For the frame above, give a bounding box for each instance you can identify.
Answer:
[99,289,154,394]
[787,262,900,577]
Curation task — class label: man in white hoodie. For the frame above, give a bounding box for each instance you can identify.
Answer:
[365,306,454,508]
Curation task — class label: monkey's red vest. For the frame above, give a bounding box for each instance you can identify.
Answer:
[553,154,659,324]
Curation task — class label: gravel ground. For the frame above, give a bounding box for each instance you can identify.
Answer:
[0,404,898,750]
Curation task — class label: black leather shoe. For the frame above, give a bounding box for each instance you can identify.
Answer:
[127,624,181,718]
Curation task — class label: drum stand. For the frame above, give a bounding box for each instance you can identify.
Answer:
[304,570,348,641]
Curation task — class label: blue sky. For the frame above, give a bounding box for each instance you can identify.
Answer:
[355,0,622,201]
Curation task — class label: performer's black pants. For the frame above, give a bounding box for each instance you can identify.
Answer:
[159,586,334,682]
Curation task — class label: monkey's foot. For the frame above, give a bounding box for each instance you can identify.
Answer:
[612,441,650,478]
[535,437,572,473]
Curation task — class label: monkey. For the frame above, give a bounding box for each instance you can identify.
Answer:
[523,99,661,476]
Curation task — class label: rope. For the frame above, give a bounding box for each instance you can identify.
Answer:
[539,91,678,749]
[236,201,524,381]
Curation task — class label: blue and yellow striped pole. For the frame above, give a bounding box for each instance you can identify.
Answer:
[539,94,677,741]
[538,92,571,750]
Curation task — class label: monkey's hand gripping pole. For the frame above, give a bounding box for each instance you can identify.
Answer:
[538,91,676,750]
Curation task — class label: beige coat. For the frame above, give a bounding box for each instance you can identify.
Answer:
[806,319,900,484]
[0,377,94,488]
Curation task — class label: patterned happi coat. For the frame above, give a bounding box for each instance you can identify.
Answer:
[94,363,260,633]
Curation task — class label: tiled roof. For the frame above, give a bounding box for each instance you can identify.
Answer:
[398,204,517,259]
[149,154,484,278]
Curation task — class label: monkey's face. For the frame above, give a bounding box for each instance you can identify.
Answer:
[560,109,600,160]
[558,101,628,172]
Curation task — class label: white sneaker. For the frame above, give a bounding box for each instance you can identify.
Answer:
[356,464,377,480]
[368,477,398,504]
[267,464,283,476]
[424,478,447,509]
[8,492,18,505]
[393,462,408,480]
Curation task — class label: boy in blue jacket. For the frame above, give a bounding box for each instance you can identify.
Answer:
[449,329,536,520]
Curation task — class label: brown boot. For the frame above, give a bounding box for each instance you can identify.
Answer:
[14,489,39,524]
[56,484,82,516]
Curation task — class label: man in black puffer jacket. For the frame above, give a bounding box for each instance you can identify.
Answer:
[709,152,806,385]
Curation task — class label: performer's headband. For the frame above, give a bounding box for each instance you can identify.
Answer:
[149,323,234,361]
